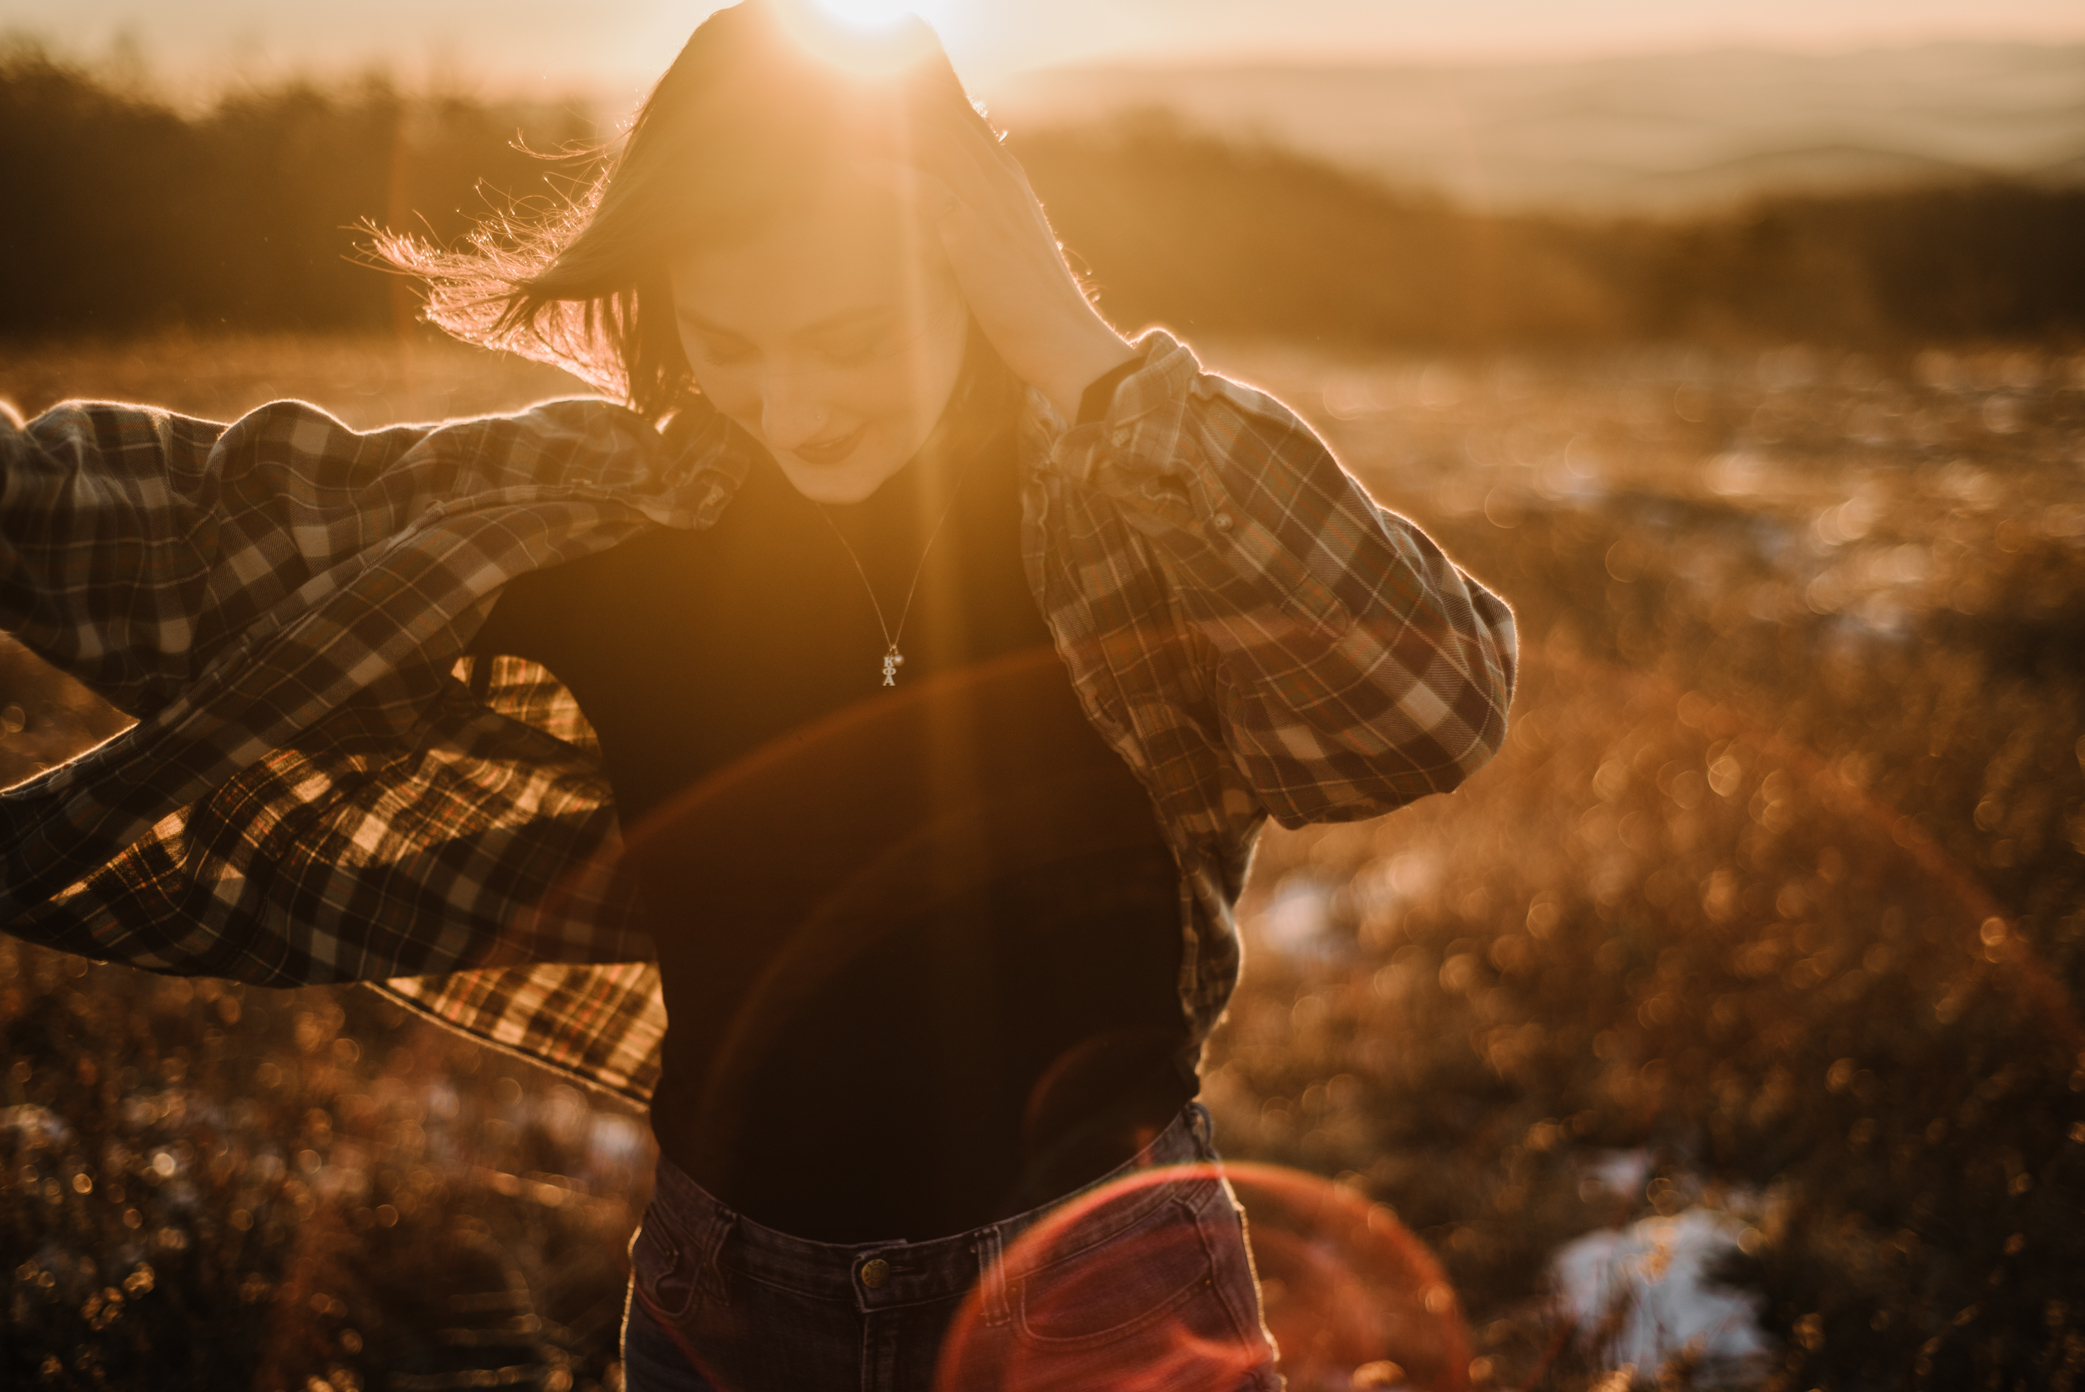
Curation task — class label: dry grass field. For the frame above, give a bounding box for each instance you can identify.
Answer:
[3,331,2083,1391]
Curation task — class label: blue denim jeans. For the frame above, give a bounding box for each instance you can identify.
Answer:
[622,1103,1280,1392]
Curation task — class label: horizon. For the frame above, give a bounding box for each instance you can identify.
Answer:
[1,30,2079,112]
[1008,33,2085,73]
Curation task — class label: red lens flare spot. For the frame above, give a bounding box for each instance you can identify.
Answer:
[935,1161,1469,1392]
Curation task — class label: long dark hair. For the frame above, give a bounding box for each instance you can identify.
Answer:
[373,1,992,423]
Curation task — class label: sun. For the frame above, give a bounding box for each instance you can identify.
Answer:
[807,0,920,28]
[776,0,940,72]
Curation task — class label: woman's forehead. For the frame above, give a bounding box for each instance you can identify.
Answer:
[666,182,951,339]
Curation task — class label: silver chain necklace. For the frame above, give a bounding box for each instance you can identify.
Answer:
[813,464,972,687]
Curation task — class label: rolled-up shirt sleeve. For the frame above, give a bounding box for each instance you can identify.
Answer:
[1044,330,1517,827]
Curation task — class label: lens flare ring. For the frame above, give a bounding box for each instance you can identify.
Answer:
[934,1160,1473,1392]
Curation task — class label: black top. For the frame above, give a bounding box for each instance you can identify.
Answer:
[467,356,1193,1240]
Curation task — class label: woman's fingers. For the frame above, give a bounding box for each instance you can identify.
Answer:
[905,121,1013,216]
[903,109,1050,217]
[857,102,1131,421]
[863,125,1060,278]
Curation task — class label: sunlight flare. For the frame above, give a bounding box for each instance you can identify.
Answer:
[808,0,920,27]
[775,0,941,73]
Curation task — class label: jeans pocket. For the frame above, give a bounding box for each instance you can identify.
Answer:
[1014,1190,1243,1350]
[630,1205,702,1325]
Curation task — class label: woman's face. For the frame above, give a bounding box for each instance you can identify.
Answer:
[667,180,970,504]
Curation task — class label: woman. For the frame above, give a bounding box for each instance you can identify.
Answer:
[0,2,1515,1386]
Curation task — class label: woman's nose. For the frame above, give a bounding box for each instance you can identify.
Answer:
[757,375,829,452]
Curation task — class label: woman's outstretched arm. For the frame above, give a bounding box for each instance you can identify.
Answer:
[1,398,437,717]
[2,392,677,985]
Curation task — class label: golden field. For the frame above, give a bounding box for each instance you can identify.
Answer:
[3,332,2082,1391]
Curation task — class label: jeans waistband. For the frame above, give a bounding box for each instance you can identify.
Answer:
[642,1101,1217,1313]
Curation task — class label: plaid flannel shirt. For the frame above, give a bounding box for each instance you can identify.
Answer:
[1,330,1516,1102]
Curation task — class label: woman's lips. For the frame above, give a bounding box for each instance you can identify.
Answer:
[788,422,868,467]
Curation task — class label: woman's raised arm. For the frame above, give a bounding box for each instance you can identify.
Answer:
[1044,331,1518,829]
[881,111,1515,828]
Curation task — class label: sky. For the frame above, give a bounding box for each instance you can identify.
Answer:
[3,0,2082,96]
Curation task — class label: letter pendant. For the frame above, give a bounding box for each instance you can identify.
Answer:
[882,647,904,687]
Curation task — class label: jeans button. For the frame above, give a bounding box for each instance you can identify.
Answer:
[859,1257,890,1290]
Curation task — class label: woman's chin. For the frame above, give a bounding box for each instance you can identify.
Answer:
[773,446,912,505]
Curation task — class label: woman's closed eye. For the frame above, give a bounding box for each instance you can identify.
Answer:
[691,336,757,367]
[807,311,911,366]
[687,327,892,369]
[812,327,890,365]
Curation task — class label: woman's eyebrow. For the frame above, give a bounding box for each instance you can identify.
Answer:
[796,305,896,338]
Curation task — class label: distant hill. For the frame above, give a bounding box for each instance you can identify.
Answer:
[2,52,2078,346]
[984,43,2085,214]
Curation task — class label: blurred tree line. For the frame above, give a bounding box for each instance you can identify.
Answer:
[0,50,594,335]
[2,45,2082,347]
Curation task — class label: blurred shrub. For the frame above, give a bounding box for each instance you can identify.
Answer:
[1,942,647,1391]
[3,50,2082,347]
[1574,181,2085,346]
[0,45,592,335]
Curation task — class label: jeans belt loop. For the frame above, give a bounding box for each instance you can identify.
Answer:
[697,1207,738,1306]
[972,1227,1012,1328]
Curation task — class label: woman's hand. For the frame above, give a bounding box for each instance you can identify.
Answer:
[865,113,1135,425]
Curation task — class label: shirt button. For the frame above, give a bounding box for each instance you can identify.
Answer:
[1212,511,1235,533]
[1110,427,1132,448]
[859,1258,890,1290]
